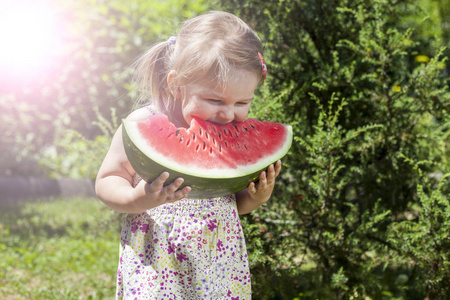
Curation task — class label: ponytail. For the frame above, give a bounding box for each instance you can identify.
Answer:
[133,40,175,115]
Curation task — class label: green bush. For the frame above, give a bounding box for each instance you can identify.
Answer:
[219,0,450,298]
[39,107,118,179]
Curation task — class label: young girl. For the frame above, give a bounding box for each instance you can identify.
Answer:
[96,11,282,299]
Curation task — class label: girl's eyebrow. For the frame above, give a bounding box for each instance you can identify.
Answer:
[201,90,225,99]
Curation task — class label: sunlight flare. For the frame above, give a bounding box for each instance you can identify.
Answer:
[0,2,62,72]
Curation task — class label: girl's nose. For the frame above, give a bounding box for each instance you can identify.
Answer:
[218,107,235,122]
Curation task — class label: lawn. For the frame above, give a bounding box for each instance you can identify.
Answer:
[0,197,124,299]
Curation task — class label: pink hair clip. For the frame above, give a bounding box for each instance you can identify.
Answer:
[258,52,267,79]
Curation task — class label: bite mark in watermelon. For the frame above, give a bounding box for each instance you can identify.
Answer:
[122,114,293,199]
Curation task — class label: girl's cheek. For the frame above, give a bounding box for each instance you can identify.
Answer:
[236,108,250,122]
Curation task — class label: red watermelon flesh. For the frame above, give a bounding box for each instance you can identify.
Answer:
[122,114,292,198]
[138,115,288,170]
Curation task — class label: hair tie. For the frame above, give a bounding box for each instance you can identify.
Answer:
[167,36,176,45]
[258,52,267,80]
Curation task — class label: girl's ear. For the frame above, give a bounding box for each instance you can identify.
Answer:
[167,70,181,98]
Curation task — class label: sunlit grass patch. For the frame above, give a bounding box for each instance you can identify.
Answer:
[0,197,123,299]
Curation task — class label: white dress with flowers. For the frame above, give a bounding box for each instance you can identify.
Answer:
[115,174,251,300]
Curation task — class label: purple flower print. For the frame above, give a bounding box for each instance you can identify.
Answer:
[217,240,224,251]
[207,220,217,231]
[204,200,213,210]
[227,290,232,297]
[168,244,175,255]
[176,253,188,262]
[231,297,240,300]
[200,278,211,293]
[140,223,149,233]
[131,221,139,233]
[117,270,122,286]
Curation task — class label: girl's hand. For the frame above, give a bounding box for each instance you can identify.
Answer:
[132,172,191,212]
[247,160,282,203]
[235,160,282,215]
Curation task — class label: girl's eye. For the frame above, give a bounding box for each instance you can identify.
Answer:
[206,99,222,104]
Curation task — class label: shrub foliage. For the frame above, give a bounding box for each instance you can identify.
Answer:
[219,0,450,298]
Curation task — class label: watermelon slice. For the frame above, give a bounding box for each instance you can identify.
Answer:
[122,114,293,199]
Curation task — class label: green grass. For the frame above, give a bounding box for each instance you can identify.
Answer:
[0,197,124,299]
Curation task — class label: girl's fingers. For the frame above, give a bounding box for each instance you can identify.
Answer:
[173,186,191,200]
[268,164,275,176]
[265,164,277,183]
[149,172,170,191]
[149,173,185,194]
[260,170,267,181]
[181,186,191,196]
[248,182,256,194]
[274,160,282,176]
[164,177,184,195]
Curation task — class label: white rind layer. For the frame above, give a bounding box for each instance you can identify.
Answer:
[123,119,293,179]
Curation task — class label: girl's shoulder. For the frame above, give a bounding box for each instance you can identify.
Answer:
[126,105,156,122]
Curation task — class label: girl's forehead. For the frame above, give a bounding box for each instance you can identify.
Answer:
[188,70,259,100]
[204,69,258,89]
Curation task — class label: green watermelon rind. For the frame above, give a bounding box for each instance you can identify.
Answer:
[122,119,293,199]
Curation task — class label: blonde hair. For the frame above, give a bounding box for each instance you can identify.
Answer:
[133,11,264,119]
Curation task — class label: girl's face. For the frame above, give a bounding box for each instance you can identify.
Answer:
[171,69,260,128]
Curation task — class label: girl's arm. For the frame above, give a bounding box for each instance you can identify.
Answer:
[95,108,190,214]
[235,160,282,215]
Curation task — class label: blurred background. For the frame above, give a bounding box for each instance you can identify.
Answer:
[0,0,210,179]
[1,0,449,299]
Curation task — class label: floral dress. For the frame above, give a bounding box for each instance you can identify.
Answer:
[116,176,251,300]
